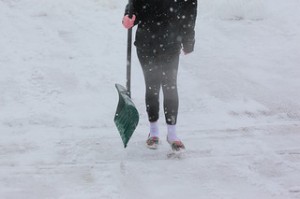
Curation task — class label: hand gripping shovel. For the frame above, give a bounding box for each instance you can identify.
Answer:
[114,0,139,148]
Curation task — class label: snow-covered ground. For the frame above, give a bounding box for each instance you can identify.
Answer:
[1,0,300,198]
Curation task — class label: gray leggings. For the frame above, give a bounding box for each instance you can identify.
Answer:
[137,49,180,125]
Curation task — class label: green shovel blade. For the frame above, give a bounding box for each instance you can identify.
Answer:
[114,84,139,148]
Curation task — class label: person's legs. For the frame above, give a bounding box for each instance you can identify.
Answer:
[137,50,184,150]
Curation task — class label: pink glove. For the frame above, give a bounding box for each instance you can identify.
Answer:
[122,15,136,29]
[183,50,191,55]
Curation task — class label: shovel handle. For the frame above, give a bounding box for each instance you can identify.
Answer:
[126,0,133,97]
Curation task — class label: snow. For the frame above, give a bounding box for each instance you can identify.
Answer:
[0,0,300,198]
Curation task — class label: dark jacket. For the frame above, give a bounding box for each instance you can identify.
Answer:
[125,0,197,54]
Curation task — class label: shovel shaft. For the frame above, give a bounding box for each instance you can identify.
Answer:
[126,29,132,97]
[126,0,133,98]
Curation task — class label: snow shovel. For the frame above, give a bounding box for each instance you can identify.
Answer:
[114,0,139,148]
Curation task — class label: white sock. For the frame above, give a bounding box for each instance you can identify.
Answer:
[167,124,179,142]
[149,121,159,137]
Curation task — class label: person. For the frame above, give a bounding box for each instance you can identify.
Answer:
[122,0,197,151]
